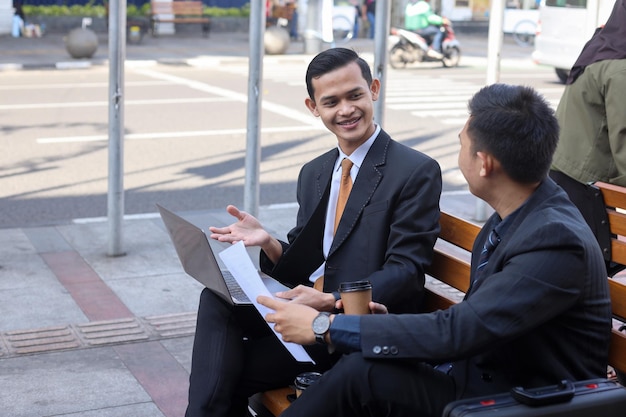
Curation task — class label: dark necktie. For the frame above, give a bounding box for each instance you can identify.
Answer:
[476,229,500,274]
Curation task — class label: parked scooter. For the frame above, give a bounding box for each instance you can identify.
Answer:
[388,20,461,69]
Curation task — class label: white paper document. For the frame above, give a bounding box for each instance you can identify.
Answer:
[218,241,314,363]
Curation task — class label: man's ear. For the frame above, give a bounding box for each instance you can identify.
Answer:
[370,78,381,101]
[305,97,319,116]
[476,151,493,177]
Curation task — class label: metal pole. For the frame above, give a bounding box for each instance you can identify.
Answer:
[243,0,265,217]
[473,0,505,222]
[485,0,504,86]
[373,0,390,126]
[304,0,322,54]
[107,0,126,256]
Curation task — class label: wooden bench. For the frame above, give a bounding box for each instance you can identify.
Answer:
[150,1,210,37]
[258,185,626,416]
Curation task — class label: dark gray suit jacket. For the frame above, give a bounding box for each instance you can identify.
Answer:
[358,179,612,396]
[260,130,442,313]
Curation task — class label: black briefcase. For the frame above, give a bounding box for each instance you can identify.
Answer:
[443,379,626,416]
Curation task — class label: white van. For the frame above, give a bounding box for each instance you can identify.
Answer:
[532,0,615,83]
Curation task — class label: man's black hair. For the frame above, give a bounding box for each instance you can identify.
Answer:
[305,48,373,101]
[467,84,559,184]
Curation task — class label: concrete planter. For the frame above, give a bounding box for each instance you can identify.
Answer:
[65,27,98,58]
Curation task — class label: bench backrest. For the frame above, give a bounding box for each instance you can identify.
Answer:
[422,211,479,312]
[594,182,626,375]
[151,1,204,16]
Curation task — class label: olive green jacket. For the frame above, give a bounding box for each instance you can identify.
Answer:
[551,59,626,186]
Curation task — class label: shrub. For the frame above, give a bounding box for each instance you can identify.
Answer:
[22,3,250,18]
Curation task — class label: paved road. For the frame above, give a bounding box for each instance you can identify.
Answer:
[0,32,562,228]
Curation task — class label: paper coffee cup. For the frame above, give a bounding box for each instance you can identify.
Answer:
[294,372,322,398]
[338,280,372,315]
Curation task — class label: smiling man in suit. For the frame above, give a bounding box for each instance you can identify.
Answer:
[260,83,612,417]
[184,47,442,417]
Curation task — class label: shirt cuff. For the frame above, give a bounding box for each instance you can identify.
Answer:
[329,314,361,353]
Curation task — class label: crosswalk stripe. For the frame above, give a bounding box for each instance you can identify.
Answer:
[411,109,469,117]
[393,102,469,110]
[387,95,472,103]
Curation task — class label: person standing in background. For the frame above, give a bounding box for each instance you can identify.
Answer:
[549,0,626,273]
[363,0,375,39]
[12,0,25,37]
[350,0,362,38]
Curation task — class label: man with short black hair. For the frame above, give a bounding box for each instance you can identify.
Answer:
[185,47,442,417]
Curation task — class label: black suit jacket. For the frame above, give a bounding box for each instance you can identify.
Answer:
[260,130,442,313]
[359,179,612,396]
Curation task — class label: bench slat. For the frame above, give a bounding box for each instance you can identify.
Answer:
[156,18,210,23]
[610,279,626,322]
[427,249,471,293]
[421,291,456,312]
[439,212,481,252]
[150,1,210,34]
[607,210,626,237]
[596,182,626,210]
[611,240,626,270]
[261,387,294,417]
[610,330,626,375]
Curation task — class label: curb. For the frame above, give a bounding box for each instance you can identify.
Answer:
[0,54,536,72]
[0,60,103,71]
[0,54,314,71]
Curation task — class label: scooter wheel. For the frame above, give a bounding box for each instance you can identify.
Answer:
[389,44,408,69]
[442,46,460,68]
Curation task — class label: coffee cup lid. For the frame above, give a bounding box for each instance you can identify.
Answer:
[338,280,372,292]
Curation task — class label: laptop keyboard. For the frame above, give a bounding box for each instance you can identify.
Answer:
[222,270,251,303]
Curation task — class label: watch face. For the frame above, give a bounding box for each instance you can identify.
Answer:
[312,313,330,334]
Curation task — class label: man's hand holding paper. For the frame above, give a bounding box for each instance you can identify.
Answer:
[218,241,314,363]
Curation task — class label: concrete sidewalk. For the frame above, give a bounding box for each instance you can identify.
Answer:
[0,203,299,417]
[0,192,482,417]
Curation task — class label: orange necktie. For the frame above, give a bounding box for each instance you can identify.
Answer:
[334,158,354,233]
[314,158,354,292]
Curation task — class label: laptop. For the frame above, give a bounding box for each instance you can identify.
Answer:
[157,204,290,306]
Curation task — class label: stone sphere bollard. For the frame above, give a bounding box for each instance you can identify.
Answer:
[264,26,290,55]
[65,27,99,59]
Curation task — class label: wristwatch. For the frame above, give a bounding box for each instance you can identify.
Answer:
[312,312,331,344]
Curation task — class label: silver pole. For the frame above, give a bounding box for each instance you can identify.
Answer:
[373,0,390,126]
[473,0,505,222]
[107,0,126,256]
[486,0,504,86]
[243,0,265,217]
[304,0,322,54]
